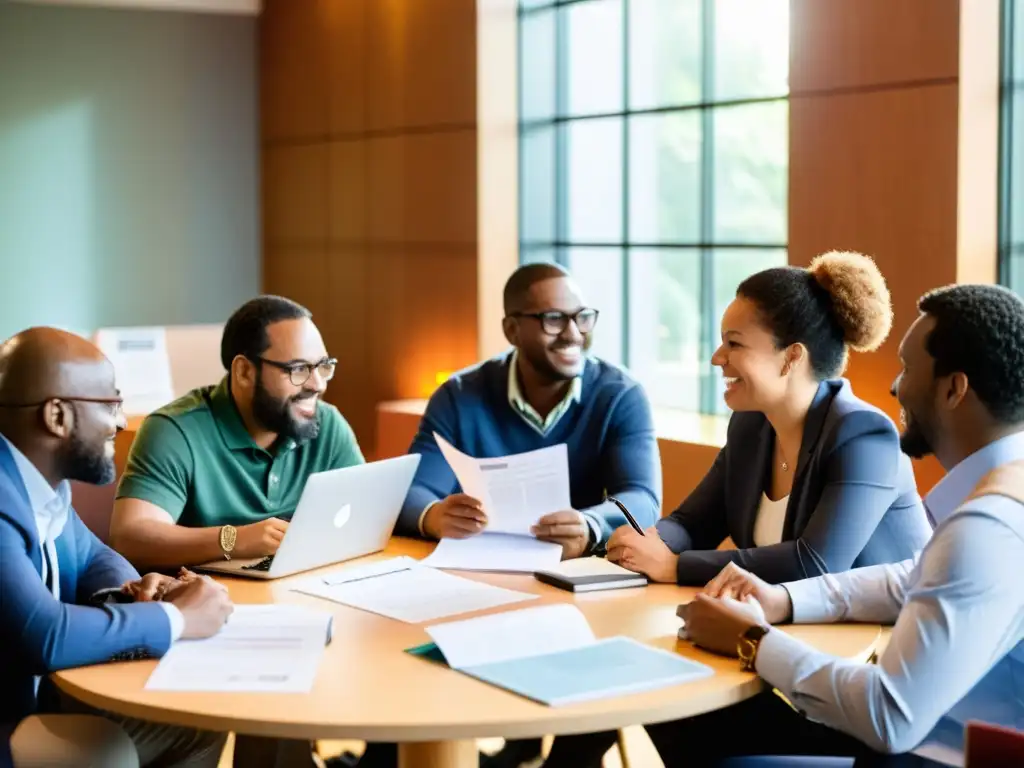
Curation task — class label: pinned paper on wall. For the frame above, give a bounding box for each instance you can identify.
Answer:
[94,326,173,415]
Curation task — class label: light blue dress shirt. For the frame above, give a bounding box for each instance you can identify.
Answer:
[0,434,183,641]
[755,431,1024,766]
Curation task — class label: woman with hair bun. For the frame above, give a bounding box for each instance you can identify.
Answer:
[607,250,932,586]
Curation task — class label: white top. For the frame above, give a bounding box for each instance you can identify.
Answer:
[752,492,789,547]
[756,431,1024,765]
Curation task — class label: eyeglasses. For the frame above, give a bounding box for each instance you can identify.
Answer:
[510,308,599,336]
[0,396,124,418]
[257,357,337,387]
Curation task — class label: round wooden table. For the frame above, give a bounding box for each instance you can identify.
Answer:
[54,539,882,768]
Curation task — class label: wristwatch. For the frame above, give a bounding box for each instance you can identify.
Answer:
[737,624,770,672]
[219,524,238,561]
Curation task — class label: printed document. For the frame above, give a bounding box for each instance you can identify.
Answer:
[428,434,572,572]
[433,433,571,535]
[94,326,174,414]
[291,565,537,624]
[420,604,714,706]
[421,533,562,573]
[145,605,333,693]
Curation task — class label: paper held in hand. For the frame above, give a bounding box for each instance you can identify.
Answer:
[432,433,572,535]
[422,434,570,572]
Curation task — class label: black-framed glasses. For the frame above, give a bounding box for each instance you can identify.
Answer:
[510,307,599,336]
[256,357,337,386]
[0,395,124,418]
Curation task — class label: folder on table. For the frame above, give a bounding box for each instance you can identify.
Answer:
[406,604,713,707]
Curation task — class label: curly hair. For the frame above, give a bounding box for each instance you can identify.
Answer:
[737,251,892,380]
[918,284,1024,423]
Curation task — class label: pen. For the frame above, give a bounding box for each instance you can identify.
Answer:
[607,496,645,536]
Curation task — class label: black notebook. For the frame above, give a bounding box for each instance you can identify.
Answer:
[534,557,649,593]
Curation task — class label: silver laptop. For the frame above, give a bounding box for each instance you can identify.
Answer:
[196,454,421,580]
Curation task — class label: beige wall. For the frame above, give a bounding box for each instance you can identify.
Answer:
[261,0,482,450]
[788,0,1001,493]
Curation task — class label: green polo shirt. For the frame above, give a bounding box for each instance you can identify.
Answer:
[116,377,364,527]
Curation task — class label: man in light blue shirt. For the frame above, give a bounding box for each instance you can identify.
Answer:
[657,284,1024,767]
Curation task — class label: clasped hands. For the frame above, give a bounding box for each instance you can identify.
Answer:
[676,563,794,658]
[121,567,199,603]
[423,493,591,559]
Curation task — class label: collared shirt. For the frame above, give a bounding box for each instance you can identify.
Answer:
[116,377,364,527]
[0,434,184,677]
[1,434,71,602]
[507,349,583,436]
[755,431,1024,765]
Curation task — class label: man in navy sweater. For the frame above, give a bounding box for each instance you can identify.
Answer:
[396,261,662,558]
[345,264,663,768]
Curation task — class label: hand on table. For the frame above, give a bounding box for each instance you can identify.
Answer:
[606,525,678,583]
[531,510,589,560]
[164,574,234,639]
[122,568,198,602]
[676,594,765,658]
[423,494,487,539]
[701,563,793,624]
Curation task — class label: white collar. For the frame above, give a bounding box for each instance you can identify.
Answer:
[0,433,71,541]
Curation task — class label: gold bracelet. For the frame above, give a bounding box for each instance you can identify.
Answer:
[219,524,237,561]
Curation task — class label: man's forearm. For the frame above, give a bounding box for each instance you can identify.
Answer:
[784,558,915,625]
[111,522,225,570]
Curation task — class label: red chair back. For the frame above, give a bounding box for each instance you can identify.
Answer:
[966,721,1024,766]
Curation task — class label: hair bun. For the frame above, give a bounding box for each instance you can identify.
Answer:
[808,250,892,352]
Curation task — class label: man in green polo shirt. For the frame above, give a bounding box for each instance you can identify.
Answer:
[110,295,364,570]
[110,296,364,767]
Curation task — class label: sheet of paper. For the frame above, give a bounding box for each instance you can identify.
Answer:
[433,433,571,535]
[321,555,420,585]
[426,603,595,669]
[94,326,174,414]
[421,533,563,573]
[538,556,637,578]
[145,605,332,693]
[292,566,537,624]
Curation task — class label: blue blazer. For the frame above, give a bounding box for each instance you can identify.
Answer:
[656,379,932,585]
[0,439,171,764]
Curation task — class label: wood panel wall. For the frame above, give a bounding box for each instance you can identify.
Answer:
[260,0,482,452]
[788,0,1000,493]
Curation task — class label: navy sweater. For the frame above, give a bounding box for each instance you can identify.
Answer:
[397,352,662,544]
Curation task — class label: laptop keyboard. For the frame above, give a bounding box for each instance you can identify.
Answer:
[242,555,275,572]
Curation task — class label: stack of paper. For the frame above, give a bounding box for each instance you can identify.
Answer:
[145,605,333,693]
[422,532,562,573]
[410,604,714,706]
[291,560,537,624]
[425,435,571,572]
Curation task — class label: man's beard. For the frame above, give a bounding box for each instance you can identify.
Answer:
[252,374,320,442]
[60,428,116,486]
[899,408,935,459]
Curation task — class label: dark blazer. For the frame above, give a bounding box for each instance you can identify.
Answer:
[656,379,932,586]
[0,438,171,766]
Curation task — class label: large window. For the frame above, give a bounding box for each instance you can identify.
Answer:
[1001,0,1024,293]
[519,0,789,413]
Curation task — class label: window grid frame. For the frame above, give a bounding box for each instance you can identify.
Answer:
[518,0,789,414]
[999,0,1022,291]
